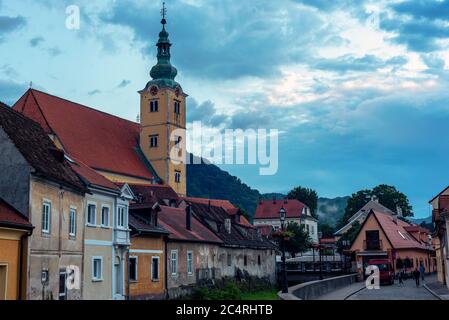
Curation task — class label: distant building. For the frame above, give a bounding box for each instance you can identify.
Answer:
[0,197,33,300]
[350,209,435,277]
[429,187,449,288]
[334,198,395,237]
[253,198,318,243]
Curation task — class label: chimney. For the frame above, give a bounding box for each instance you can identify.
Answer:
[186,205,192,231]
[273,196,276,204]
[225,218,231,234]
[396,205,403,218]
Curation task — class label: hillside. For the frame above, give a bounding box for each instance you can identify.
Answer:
[186,160,260,215]
[187,158,349,226]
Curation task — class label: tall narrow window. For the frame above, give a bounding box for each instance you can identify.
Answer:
[149,100,159,112]
[227,254,232,267]
[174,101,181,115]
[69,208,76,237]
[171,250,178,275]
[187,251,193,275]
[129,257,138,282]
[151,257,160,281]
[87,203,96,226]
[244,255,248,267]
[101,206,109,227]
[175,170,181,183]
[149,135,158,148]
[258,255,261,266]
[92,257,103,281]
[42,201,51,233]
[117,206,126,228]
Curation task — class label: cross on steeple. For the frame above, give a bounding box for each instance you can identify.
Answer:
[161,2,167,25]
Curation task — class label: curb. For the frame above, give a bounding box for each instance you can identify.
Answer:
[423,284,443,300]
[343,284,366,300]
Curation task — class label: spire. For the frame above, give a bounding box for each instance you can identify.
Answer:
[149,2,178,87]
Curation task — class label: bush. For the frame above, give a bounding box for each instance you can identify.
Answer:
[192,282,242,300]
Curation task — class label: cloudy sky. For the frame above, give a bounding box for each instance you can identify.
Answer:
[2,0,449,218]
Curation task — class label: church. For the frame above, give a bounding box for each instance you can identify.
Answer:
[0,9,276,300]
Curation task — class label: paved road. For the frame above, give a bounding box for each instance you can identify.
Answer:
[347,275,437,300]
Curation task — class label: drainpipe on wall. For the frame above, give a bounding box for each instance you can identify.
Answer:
[18,230,32,300]
[164,237,168,299]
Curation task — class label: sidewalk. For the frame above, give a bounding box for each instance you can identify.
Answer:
[424,280,449,300]
[316,281,366,300]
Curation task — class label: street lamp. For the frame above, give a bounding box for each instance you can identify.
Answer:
[279,206,289,294]
[318,231,323,280]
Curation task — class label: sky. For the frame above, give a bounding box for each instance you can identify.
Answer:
[2,0,449,218]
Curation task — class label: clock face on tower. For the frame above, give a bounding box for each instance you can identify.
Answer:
[150,85,159,96]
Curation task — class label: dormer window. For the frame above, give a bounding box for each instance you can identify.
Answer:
[225,219,231,234]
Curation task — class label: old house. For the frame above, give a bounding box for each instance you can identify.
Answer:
[190,201,277,283]
[158,205,223,298]
[70,159,133,300]
[253,198,318,243]
[429,188,449,288]
[0,197,33,300]
[350,209,435,277]
[0,103,86,300]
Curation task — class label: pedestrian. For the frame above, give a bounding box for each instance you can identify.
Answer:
[419,263,425,281]
[413,268,420,287]
[398,269,404,285]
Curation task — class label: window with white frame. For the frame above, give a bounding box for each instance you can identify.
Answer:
[87,203,96,226]
[69,207,76,236]
[129,256,138,281]
[151,256,160,281]
[92,257,103,281]
[42,201,51,233]
[101,206,110,227]
[171,250,178,275]
[187,251,193,275]
[117,206,126,228]
[311,225,315,235]
[149,100,159,112]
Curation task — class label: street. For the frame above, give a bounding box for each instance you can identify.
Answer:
[347,275,437,300]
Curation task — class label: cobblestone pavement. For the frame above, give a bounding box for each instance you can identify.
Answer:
[347,275,438,300]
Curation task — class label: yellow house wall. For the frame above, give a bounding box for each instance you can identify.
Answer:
[0,228,26,300]
[28,178,84,300]
[127,236,165,299]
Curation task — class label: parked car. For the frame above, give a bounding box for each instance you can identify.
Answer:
[368,259,395,285]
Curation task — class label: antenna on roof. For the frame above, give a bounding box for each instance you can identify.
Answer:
[29,81,33,89]
[136,113,140,123]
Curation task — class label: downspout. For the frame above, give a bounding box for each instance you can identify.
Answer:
[164,237,168,299]
[18,230,32,300]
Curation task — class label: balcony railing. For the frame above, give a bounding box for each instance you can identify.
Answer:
[363,239,383,250]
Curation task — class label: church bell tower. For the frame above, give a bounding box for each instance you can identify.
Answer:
[139,4,187,196]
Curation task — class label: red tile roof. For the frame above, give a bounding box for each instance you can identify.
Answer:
[183,197,253,228]
[256,225,273,237]
[13,89,156,181]
[158,206,222,244]
[0,197,32,230]
[372,211,431,250]
[69,156,119,191]
[254,199,305,219]
[129,184,179,204]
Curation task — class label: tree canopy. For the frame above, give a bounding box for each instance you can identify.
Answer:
[337,184,413,228]
[284,222,312,257]
[287,186,318,218]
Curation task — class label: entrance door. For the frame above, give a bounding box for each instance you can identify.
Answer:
[59,271,67,300]
[0,264,7,300]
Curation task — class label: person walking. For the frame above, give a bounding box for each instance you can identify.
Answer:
[419,263,425,282]
[398,268,404,285]
[413,268,420,287]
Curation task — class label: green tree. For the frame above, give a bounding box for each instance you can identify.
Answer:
[337,185,413,228]
[284,222,312,257]
[318,223,335,238]
[287,186,318,218]
[336,222,361,254]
